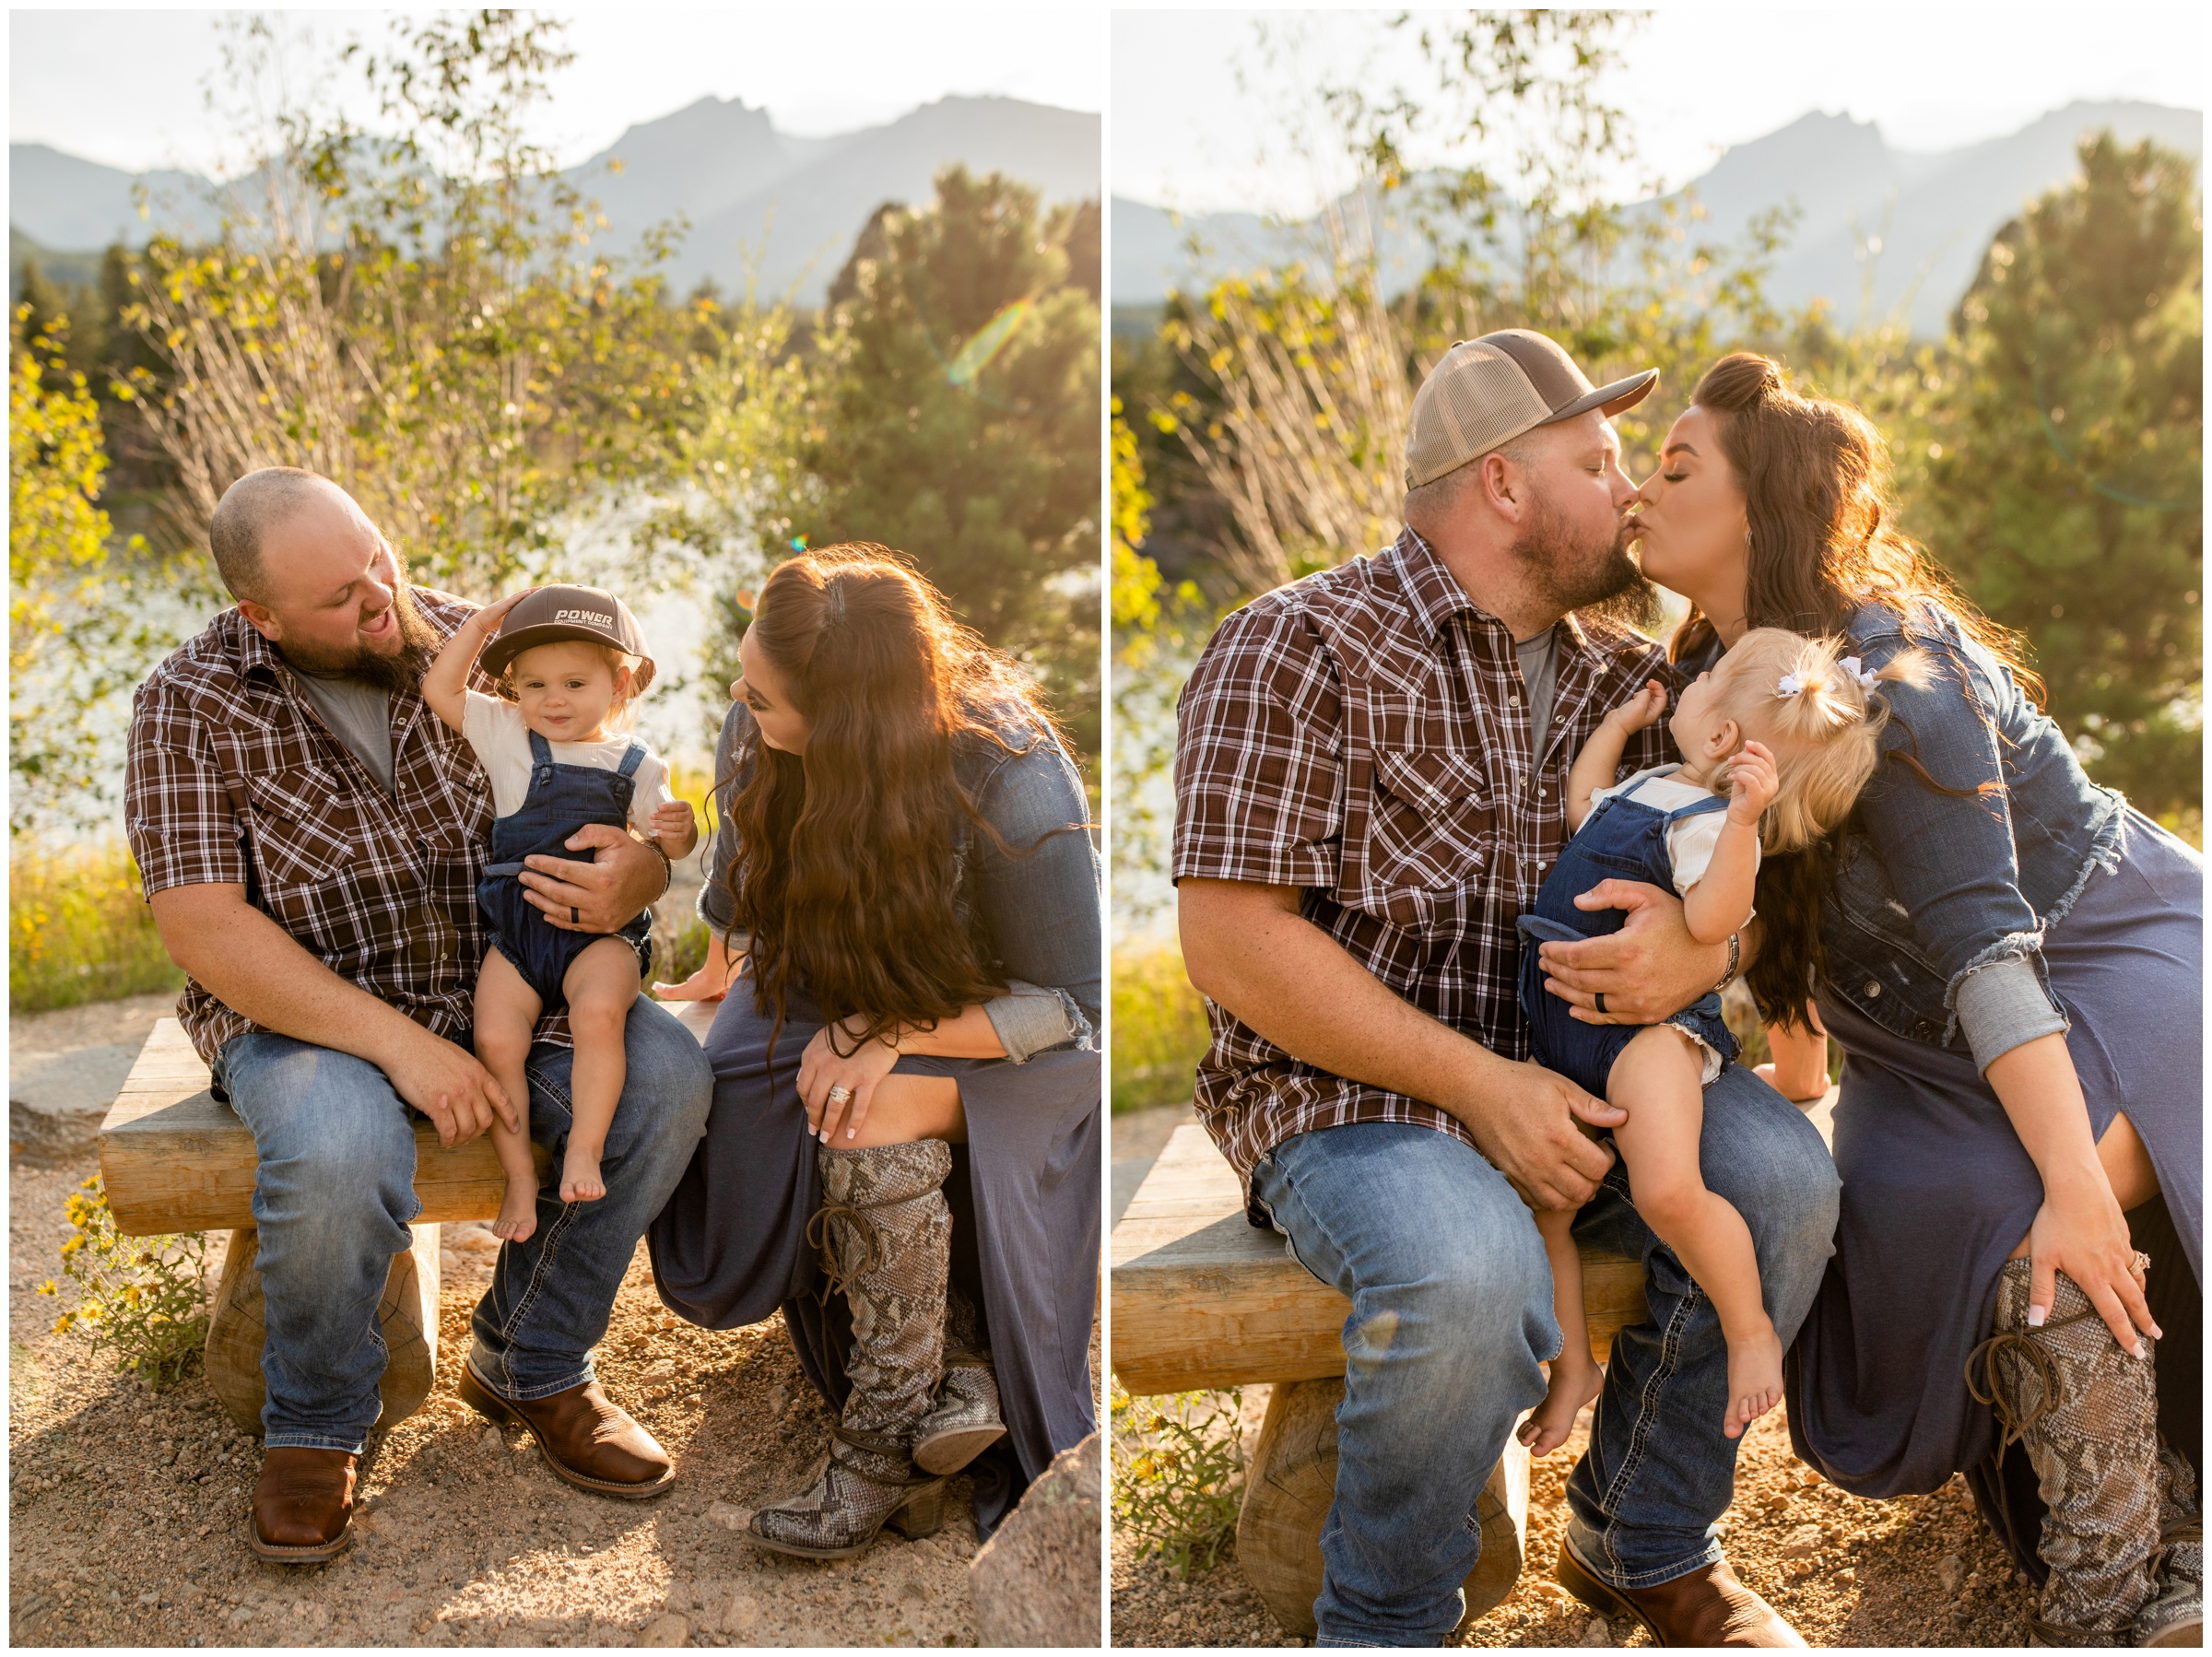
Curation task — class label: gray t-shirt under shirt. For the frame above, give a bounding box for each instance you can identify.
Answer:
[1515,625,1559,758]
[292,667,396,795]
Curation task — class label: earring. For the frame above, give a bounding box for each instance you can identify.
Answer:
[1744,527,1753,548]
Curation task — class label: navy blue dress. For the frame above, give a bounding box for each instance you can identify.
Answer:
[1517,770,1737,1094]
[477,727,653,1007]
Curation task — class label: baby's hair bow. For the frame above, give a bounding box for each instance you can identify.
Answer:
[1775,672,1805,698]
[1840,655,1878,690]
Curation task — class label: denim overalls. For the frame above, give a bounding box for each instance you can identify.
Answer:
[477,727,653,1008]
[1516,770,1738,1096]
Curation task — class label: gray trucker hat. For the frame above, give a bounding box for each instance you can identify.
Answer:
[1405,329,1657,489]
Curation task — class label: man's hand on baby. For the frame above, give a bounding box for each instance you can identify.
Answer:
[1603,678,1669,733]
[1724,739,1778,826]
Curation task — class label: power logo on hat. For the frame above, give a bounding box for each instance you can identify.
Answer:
[1406,330,1657,489]
[479,584,656,693]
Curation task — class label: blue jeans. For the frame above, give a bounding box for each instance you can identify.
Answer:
[216,998,712,1451]
[1251,1065,1839,1646]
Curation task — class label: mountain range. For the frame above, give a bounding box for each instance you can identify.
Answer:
[10,93,1100,308]
[1113,100,2202,337]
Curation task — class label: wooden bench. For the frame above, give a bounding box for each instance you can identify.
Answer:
[97,1007,719,1435]
[1110,1110,1831,1639]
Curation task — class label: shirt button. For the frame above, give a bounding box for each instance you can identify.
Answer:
[1864,981,1882,998]
[1536,786,1547,797]
[1509,694,1522,707]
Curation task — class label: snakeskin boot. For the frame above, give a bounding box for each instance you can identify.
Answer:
[1970,1259,2163,1645]
[2134,1442,2203,1647]
[914,1280,1007,1475]
[748,1139,954,1559]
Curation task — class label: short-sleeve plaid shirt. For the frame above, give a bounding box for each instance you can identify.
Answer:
[124,591,574,1065]
[1171,527,1677,1192]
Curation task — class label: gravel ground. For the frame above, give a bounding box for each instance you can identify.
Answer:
[1110,1383,2041,1647]
[12,1144,1101,1649]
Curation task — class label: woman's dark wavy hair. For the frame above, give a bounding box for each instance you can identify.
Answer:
[723,543,1074,1055]
[1671,354,2039,1028]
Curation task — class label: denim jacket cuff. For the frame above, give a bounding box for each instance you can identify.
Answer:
[1951,949,2069,1073]
[982,980,1089,1064]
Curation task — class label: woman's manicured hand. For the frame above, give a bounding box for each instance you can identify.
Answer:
[2027,1177,2160,1355]
[799,1017,900,1143]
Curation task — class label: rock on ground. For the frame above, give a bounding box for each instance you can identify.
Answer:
[970,1430,1101,1647]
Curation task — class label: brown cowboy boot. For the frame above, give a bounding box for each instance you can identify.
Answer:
[458,1369,675,1498]
[250,1447,359,1563]
[2135,1443,2203,1648]
[914,1279,1007,1475]
[748,1139,953,1559]
[1970,1259,2163,1646]
[1558,1537,1806,1646]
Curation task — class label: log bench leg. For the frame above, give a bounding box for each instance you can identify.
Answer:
[1236,1376,1530,1639]
[203,1223,443,1436]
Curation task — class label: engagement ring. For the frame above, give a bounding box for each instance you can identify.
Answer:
[826,1086,853,1107]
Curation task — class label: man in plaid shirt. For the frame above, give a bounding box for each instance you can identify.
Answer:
[125,469,711,1562]
[1173,332,1839,1645]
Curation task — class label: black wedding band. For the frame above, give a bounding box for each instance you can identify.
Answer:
[571,906,579,926]
[1594,992,1607,1017]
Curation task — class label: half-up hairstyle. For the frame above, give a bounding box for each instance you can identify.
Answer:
[1707,629,1928,854]
[1669,353,2043,709]
[724,544,1074,1053]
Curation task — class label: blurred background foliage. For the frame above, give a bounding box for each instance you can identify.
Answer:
[9,12,1100,1007]
[1112,12,2201,1112]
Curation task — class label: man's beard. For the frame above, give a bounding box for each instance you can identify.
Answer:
[1511,497,1664,636]
[276,580,440,693]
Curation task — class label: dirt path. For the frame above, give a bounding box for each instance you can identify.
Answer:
[1110,1390,2040,1646]
[10,1142,1101,1649]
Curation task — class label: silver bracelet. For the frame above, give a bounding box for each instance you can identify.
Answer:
[1714,931,1742,994]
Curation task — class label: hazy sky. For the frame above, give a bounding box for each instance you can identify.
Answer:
[10,7,1105,176]
[1114,6,2207,216]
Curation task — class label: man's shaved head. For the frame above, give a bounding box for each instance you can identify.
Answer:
[209,467,357,603]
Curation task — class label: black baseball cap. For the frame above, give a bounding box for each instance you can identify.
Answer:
[479,584,656,693]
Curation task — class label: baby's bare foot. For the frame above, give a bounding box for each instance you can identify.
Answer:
[559,1148,606,1205]
[1724,1327,1785,1439]
[491,1184,537,1242]
[1518,1357,1605,1456]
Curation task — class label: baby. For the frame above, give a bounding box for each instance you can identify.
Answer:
[423,585,698,1240]
[1515,629,1914,1451]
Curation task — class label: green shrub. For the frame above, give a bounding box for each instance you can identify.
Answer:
[37,1177,210,1389]
[1112,938,1211,1114]
[1110,1379,1246,1578]
[9,840,184,1013]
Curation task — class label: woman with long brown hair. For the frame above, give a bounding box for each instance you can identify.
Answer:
[647,545,1100,1556]
[1626,354,2200,1645]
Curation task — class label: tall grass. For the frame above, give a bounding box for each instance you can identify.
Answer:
[10,841,184,1014]
[1112,937,1211,1115]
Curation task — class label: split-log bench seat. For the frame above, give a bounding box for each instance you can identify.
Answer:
[97,1007,720,1436]
[1109,1103,1838,1639]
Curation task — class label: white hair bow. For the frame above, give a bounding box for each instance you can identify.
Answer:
[1840,655,1878,689]
[1775,673,1805,698]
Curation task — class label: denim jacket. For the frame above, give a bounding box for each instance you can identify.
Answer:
[698,699,1101,1061]
[1788,599,2124,1068]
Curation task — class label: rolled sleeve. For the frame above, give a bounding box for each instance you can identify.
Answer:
[125,679,246,897]
[1171,596,1344,888]
[1952,953,2070,1073]
[696,702,753,935]
[983,980,1086,1064]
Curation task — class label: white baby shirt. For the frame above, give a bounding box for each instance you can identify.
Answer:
[1585,763,1761,894]
[462,690,676,835]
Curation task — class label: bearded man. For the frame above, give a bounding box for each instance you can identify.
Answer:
[1171,332,1839,1646]
[124,468,711,1561]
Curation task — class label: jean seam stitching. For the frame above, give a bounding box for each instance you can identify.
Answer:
[482,1055,575,1393]
[1602,1263,1700,1583]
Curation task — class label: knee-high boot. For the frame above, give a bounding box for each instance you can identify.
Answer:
[2135,1441,2202,1646]
[914,1278,1008,1475]
[748,1139,954,1559]
[1969,1259,2164,1645]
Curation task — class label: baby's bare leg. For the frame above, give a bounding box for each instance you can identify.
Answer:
[474,950,545,1242]
[1519,1205,1606,1455]
[1609,1026,1783,1440]
[556,938,641,1205]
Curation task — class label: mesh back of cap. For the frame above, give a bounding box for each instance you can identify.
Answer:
[1406,342,1554,488]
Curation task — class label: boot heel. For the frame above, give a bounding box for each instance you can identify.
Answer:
[888,1480,947,1541]
[457,1367,521,1428]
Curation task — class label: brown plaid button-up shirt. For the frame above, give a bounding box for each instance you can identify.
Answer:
[125,590,573,1066]
[1171,527,1677,1192]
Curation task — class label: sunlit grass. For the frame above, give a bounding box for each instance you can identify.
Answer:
[1112,936,1210,1115]
[9,840,184,1014]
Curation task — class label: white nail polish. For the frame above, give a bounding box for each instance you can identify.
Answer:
[2027,1306,2047,1327]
